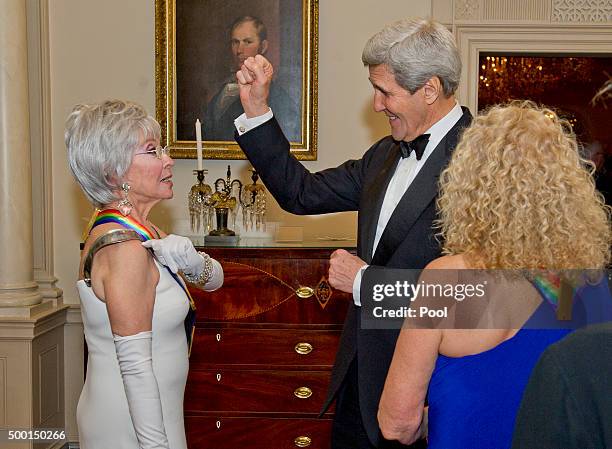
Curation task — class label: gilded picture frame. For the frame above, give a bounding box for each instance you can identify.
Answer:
[155,0,318,160]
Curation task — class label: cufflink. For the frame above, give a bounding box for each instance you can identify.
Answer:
[239,126,246,134]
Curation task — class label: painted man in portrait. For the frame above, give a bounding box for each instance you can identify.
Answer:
[203,15,300,142]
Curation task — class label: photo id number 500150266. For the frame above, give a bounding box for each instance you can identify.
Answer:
[2,429,66,441]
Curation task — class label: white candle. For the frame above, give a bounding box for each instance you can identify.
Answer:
[195,119,203,170]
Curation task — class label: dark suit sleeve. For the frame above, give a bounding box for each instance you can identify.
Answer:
[236,117,366,215]
[512,348,592,449]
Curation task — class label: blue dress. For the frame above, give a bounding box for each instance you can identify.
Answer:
[426,276,611,449]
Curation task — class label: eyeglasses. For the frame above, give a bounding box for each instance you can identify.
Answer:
[134,145,170,160]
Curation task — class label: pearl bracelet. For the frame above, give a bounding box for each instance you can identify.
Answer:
[183,252,214,285]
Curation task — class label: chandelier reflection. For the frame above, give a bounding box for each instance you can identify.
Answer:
[478,55,591,108]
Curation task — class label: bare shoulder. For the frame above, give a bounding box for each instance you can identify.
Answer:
[84,226,159,302]
[81,223,150,273]
[424,254,469,270]
[97,238,150,265]
[96,238,157,285]
[80,223,130,278]
[99,239,159,335]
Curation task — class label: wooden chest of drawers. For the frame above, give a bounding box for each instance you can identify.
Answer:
[187,244,353,449]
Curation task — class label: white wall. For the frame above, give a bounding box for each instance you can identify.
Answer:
[49,0,432,304]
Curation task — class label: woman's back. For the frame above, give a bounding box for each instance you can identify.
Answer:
[427,275,611,449]
[428,328,570,449]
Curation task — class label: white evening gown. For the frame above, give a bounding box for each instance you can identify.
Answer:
[76,260,189,449]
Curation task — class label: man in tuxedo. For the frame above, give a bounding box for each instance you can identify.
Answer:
[203,15,300,142]
[233,18,472,449]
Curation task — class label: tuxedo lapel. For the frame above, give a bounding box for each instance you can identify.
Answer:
[360,145,401,263]
[371,109,472,265]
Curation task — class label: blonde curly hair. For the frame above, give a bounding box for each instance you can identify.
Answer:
[436,101,611,269]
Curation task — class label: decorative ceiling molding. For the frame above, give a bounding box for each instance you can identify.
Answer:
[482,0,550,21]
[446,0,612,24]
[552,0,612,22]
[455,0,480,20]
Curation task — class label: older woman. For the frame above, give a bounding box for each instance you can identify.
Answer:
[377,102,611,449]
[66,100,223,449]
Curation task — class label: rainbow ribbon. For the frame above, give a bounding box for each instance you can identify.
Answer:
[93,209,156,241]
[532,273,574,310]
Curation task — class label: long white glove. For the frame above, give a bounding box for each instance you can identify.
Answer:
[114,331,169,449]
[142,234,224,291]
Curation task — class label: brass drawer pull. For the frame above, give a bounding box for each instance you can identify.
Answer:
[294,436,312,447]
[296,286,314,298]
[294,386,313,399]
[294,342,313,355]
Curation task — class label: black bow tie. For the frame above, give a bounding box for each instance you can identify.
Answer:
[399,134,431,160]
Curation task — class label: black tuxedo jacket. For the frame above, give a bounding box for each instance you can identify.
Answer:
[236,107,472,446]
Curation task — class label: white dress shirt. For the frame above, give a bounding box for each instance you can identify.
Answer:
[352,102,463,306]
[235,109,273,135]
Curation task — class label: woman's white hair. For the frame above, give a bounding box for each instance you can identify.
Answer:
[362,18,461,97]
[65,100,160,208]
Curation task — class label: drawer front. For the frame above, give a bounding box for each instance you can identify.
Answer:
[188,256,351,324]
[190,329,341,367]
[186,416,332,449]
[185,370,332,413]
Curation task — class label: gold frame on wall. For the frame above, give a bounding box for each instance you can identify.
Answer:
[155,0,318,160]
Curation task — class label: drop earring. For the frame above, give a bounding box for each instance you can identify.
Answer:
[118,182,133,216]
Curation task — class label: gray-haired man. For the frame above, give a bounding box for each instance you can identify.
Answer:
[234,18,471,449]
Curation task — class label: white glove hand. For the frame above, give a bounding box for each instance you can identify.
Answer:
[142,234,202,274]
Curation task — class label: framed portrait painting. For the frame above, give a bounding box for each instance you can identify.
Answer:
[155,0,318,160]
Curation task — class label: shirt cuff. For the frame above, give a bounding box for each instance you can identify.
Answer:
[352,265,368,307]
[234,108,273,135]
